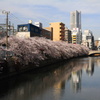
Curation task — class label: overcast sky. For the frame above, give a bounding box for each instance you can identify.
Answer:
[0,0,100,40]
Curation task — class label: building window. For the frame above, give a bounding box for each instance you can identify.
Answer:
[19,26,23,31]
[19,26,28,32]
[23,26,28,31]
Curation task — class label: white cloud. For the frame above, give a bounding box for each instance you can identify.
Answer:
[0,0,100,39]
[1,0,100,14]
[0,0,100,19]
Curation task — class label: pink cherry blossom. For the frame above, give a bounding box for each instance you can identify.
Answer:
[0,36,89,66]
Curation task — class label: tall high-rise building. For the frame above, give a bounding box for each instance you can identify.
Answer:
[70,10,82,44]
[70,10,81,30]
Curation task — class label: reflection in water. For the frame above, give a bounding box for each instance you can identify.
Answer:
[71,70,82,93]
[0,57,100,100]
[96,58,100,67]
[86,57,94,76]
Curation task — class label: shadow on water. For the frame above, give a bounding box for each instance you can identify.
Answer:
[0,56,99,100]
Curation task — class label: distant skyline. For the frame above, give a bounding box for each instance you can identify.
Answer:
[0,0,100,40]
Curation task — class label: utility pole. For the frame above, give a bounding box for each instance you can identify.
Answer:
[2,10,10,49]
[12,24,14,35]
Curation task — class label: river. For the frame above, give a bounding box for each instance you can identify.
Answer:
[0,56,100,100]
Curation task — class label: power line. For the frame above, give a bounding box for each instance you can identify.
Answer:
[0,9,56,28]
[9,13,26,23]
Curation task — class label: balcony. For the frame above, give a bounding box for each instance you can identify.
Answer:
[60,37,65,40]
[60,33,64,37]
[60,27,65,30]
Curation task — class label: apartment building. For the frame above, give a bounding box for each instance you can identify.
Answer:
[49,22,65,41]
[65,27,72,43]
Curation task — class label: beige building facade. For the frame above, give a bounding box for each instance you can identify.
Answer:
[49,22,65,41]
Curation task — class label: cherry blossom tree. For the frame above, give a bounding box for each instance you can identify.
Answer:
[0,36,89,66]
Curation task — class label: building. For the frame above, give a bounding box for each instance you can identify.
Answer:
[16,23,41,38]
[44,27,53,40]
[49,22,65,41]
[82,30,94,49]
[34,22,42,29]
[70,10,81,30]
[41,28,51,39]
[0,26,6,39]
[70,10,82,44]
[72,28,82,44]
[0,24,16,38]
[16,21,51,39]
[65,27,72,43]
[95,38,100,50]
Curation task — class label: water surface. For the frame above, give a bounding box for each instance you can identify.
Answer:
[0,57,100,100]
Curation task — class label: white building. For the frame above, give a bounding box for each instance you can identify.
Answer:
[72,28,82,44]
[34,22,42,28]
[82,30,94,49]
[97,38,100,50]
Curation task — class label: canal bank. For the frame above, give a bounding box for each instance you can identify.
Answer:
[0,55,88,80]
[0,36,89,79]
